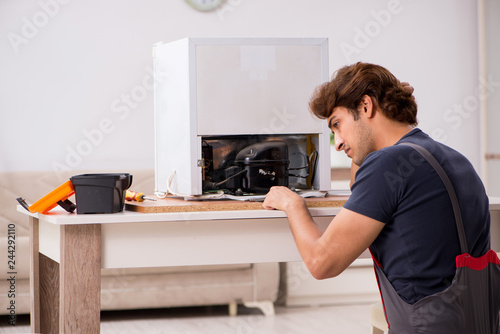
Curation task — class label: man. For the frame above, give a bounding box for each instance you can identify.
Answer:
[263,62,491,332]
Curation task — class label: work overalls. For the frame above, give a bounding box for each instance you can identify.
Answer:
[372,143,500,334]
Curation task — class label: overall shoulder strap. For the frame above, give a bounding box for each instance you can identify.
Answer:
[398,142,468,254]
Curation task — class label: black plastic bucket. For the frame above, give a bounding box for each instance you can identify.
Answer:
[70,173,132,214]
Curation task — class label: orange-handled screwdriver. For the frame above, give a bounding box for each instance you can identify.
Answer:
[125,190,157,202]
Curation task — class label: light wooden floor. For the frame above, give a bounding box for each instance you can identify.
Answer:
[0,303,372,334]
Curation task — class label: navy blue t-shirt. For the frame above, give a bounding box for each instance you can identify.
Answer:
[344,128,490,304]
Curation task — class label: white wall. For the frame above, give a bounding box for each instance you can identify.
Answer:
[0,0,483,182]
[484,0,500,196]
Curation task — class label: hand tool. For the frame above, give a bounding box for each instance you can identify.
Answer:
[125,190,157,202]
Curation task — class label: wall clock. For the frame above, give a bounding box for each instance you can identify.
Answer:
[185,0,226,12]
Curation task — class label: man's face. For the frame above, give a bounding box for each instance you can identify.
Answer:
[328,107,375,166]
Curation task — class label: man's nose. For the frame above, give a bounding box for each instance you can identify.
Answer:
[335,134,344,151]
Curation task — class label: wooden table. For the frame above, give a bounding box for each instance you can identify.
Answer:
[18,196,500,333]
[18,196,348,334]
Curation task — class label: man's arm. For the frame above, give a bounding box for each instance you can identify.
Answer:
[263,186,384,279]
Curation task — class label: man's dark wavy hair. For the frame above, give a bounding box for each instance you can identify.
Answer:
[309,62,418,125]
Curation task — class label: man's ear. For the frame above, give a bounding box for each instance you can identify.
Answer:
[358,95,375,118]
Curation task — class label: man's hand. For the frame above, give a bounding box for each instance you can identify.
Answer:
[262,186,306,213]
